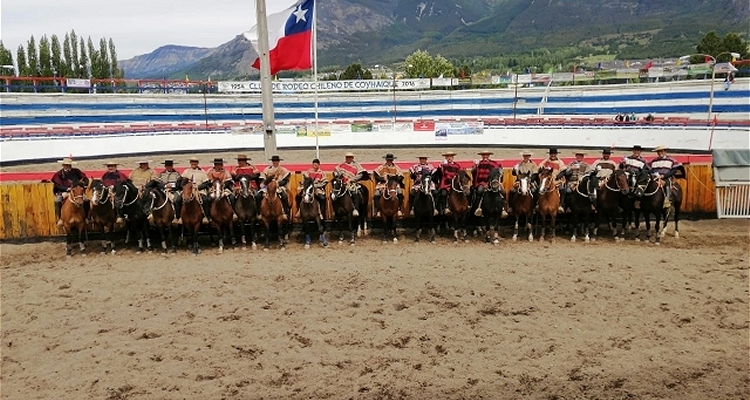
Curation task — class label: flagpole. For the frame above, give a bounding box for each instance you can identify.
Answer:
[256,0,277,160]
[313,0,320,160]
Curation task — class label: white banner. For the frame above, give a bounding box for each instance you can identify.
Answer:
[218,79,431,93]
[66,78,91,88]
[431,77,458,87]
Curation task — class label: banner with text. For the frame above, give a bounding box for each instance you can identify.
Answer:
[218,79,431,93]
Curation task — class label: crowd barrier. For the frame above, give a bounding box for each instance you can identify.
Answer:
[0,164,716,240]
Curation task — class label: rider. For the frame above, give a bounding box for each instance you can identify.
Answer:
[177,157,210,224]
[156,159,181,223]
[334,152,366,217]
[470,150,505,217]
[537,148,567,213]
[206,158,235,221]
[408,155,438,216]
[129,160,157,192]
[258,155,291,221]
[649,145,683,204]
[507,151,537,214]
[589,148,618,182]
[557,151,589,213]
[231,154,259,191]
[373,153,404,218]
[436,151,462,216]
[620,145,651,198]
[295,158,328,220]
[101,161,129,224]
[51,157,90,227]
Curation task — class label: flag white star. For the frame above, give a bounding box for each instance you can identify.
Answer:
[293,5,308,23]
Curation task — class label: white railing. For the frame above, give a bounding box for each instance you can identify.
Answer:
[716,185,750,218]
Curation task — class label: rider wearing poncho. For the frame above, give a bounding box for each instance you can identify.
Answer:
[129,160,157,191]
[649,145,683,202]
[557,151,589,213]
[408,155,438,216]
[258,155,291,221]
[470,150,504,217]
[176,157,210,224]
[205,158,234,221]
[52,157,90,227]
[296,159,328,220]
[620,145,651,198]
[334,152,366,217]
[156,160,181,223]
[232,154,259,190]
[538,148,567,213]
[507,151,536,214]
[101,161,129,223]
[436,151,462,215]
[373,153,404,218]
[589,148,618,181]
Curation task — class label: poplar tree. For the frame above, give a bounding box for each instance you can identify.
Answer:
[26,36,39,77]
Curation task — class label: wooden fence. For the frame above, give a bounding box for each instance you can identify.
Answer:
[0,164,717,240]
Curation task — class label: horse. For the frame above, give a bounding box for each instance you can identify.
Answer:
[352,171,371,236]
[447,170,472,243]
[377,175,403,243]
[566,170,598,243]
[298,177,328,248]
[143,180,176,253]
[536,167,560,242]
[411,172,437,243]
[660,180,683,239]
[330,171,358,245]
[594,169,629,240]
[233,175,259,249]
[508,171,535,242]
[209,178,236,253]
[259,179,287,250]
[89,179,117,254]
[114,179,150,252]
[633,175,666,244]
[473,167,505,244]
[176,178,204,255]
[60,183,88,257]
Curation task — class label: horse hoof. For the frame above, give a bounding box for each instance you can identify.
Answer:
[584,237,590,243]
[570,237,576,242]
[512,235,518,241]
[382,240,388,244]
[304,244,311,249]
[634,238,640,242]
[674,232,680,239]
[654,242,661,246]
[322,242,328,247]
[280,247,286,251]
[393,238,398,243]
[263,247,269,252]
[251,243,257,249]
[528,236,533,242]
[493,239,499,245]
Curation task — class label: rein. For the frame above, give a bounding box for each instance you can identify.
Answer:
[150,190,170,211]
[120,185,139,207]
[451,175,467,194]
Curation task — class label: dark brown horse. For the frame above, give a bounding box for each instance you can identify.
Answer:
[566,170,598,242]
[89,179,117,254]
[509,171,535,242]
[632,175,666,244]
[330,171,358,245]
[144,180,176,253]
[447,170,471,243]
[260,179,286,250]
[299,176,328,248]
[594,169,629,240]
[233,175,259,249]
[411,172,437,243]
[377,176,402,243]
[209,178,236,253]
[114,179,150,252]
[61,183,88,257]
[177,178,204,255]
[473,167,505,244]
[660,180,683,239]
[536,167,560,242]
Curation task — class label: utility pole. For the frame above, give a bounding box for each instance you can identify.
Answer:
[256,0,277,160]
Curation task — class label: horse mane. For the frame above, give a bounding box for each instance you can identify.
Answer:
[144,179,163,191]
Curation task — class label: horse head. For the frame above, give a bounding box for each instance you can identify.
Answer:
[585,170,599,202]
[537,167,555,195]
[614,169,630,194]
[452,170,471,195]
[419,172,433,194]
[114,180,138,209]
[237,176,250,198]
[330,172,346,199]
[517,172,532,196]
[68,184,86,207]
[90,179,106,205]
[488,167,503,192]
[302,177,315,204]
[211,179,224,200]
[265,179,278,200]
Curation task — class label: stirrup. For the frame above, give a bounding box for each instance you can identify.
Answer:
[352,209,359,217]
[202,217,209,224]
[557,206,564,213]
[397,210,403,217]
[56,219,63,227]
[501,210,508,218]
[116,217,124,224]
[147,214,154,222]
[444,208,452,216]
[375,211,381,218]
[474,208,483,217]
[506,207,513,214]
[281,213,289,221]
[409,210,415,216]
[433,209,439,216]
[173,218,181,225]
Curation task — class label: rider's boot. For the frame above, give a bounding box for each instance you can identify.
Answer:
[558,191,566,214]
[173,200,182,224]
[318,197,326,221]
[116,208,124,225]
[55,201,63,227]
[374,195,381,218]
[294,195,302,219]
[408,193,415,216]
[397,194,404,218]
[201,199,210,225]
[281,192,290,221]
[473,194,483,217]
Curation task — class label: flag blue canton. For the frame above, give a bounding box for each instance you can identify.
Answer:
[284,0,314,36]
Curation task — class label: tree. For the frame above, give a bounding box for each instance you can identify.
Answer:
[51,35,63,78]
[0,41,14,75]
[108,38,122,78]
[720,33,748,60]
[79,38,88,78]
[339,63,371,80]
[62,33,72,77]
[16,46,28,76]
[97,38,110,79]
[38,35,53,78]
[70,30,79,76]
[26,36,39,77]
[404,50,456,78]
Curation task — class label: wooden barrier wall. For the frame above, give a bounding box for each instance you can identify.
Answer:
[0,164,717,240]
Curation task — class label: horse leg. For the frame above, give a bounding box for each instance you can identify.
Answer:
[583,212,591,242]
[653,211,662,245]
[539,214,546,242]
[526,214,534,242]
[415,215,422,243]
[192,226,200,255]
[168,225,176,253]
[673,203,681,239]
[216,223,225,254]
[550,214,557,241]
[78,225,87,256]
[278,219,286,250]
[570,212,578,242]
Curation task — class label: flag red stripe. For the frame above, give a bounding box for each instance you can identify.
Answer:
[252,30,312,75]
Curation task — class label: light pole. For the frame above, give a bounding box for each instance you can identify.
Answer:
[705,55,717,123]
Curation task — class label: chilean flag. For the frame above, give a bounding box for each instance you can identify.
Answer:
[245,0,314,75]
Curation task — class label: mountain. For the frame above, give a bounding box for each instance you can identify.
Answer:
[120,0,749,79]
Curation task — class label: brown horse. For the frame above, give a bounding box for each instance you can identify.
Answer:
[209,178,236,253]
[178,178,204,255]
[144,180,176,253]
[330,171,358,245]
[660,180,683,239]
[61,183,88,257]
[536,167,560,242]
[377,176,402,243]
[299,177,328,248]
[233,175,259,249]
[89,179,118,254]
[447,170,471,242]
[509,171,535,242]
[594,169,629,240]
[260,179,286,250]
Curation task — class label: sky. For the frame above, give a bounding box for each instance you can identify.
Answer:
[1,0,299,60]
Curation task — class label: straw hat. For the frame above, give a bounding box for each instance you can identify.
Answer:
[103,160,119,166]
[344,152,355,158]
[236,154,249,160]
[574,151,586,155]
[417,155,429,159]
[477,150,494,156]
[137,159,153,164]
[653,145,668,152]
[520,151,533,156]
[59,157,77,165]
[189,156,200,162]
[441,151,457,157]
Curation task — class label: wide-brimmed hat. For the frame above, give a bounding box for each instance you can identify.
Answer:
[548,147,558,154]
[653,145,668,152]
[574,151,586,155]
[477,150,494,156]
[269,155,283,162]
[213,158,224,164]
[602,148,612,154]
[188,157,200,162]
[59,157,77,165]
[441,151,457,157]
[344,152,355,158]
[137,159,153,164]
[417,155,429,159]
[103,160,119,166]
[163,159,175,165]
[312,158,321,164]
[236,154,249,160]
[383,153,397,159]
[632,145,643,151]
[520,151,533,156]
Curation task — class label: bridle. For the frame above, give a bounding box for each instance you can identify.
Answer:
[92,184,115,208]
[451,174,469,194]
[381,178,398,201]
[149,188,170,211]
[487,171,502,193]
[118,183,139,207]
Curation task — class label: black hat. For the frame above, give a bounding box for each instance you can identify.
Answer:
[312,158,320,164]
[383,153,397,159]
[163,159,175,165]
[548,147,558,154]
[632,145,642,151]
[213,158,224,164]
[602,148,611,154]
[270,155,283,162]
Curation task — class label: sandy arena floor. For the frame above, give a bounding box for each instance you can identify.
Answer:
[1,218,748,399]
